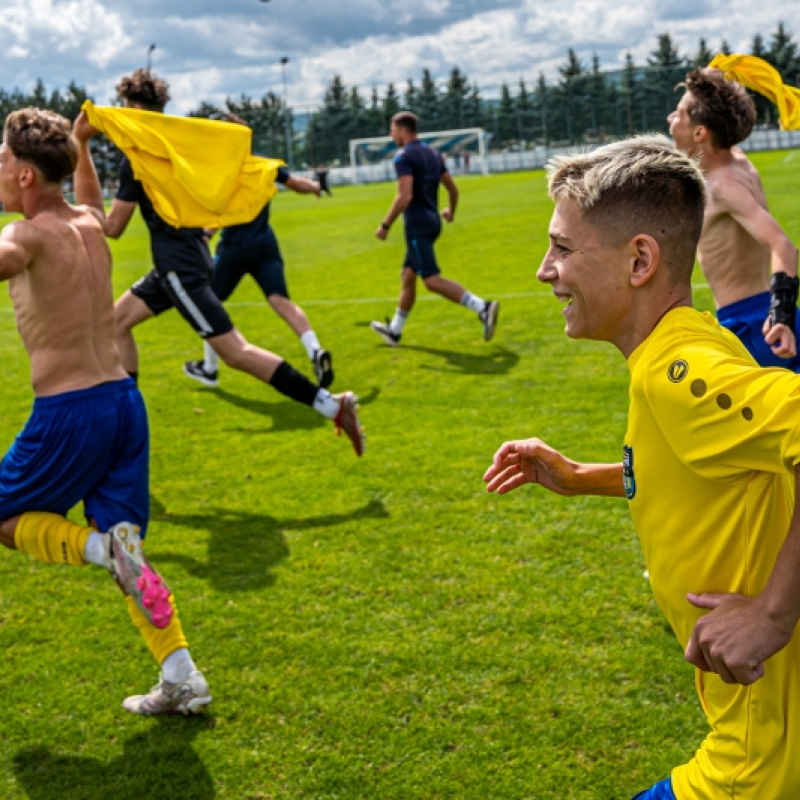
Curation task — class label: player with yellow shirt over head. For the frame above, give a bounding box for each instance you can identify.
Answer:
[483,134,800,799]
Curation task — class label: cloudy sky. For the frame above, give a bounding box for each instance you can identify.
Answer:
[0,0,796,114]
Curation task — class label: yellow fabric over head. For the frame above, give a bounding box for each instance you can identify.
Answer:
[82,100,285,228]
[708,53,800,131]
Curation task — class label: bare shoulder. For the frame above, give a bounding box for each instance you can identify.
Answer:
[1,217,43,250]
[706,164,753,205]
[72,203,106,229]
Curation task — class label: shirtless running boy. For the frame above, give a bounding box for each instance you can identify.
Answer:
[668,67,799,369]
[0,107,210,715]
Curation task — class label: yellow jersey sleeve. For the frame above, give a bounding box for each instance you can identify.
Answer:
[640,337,800,480]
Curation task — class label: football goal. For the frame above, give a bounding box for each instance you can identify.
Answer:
[349,127,489,184]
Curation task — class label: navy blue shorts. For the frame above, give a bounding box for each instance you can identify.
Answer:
[403,229,441,279]
[630,777,676,800]
[212,233,289,302]
[0,379,150,536]
[717,291,800,372]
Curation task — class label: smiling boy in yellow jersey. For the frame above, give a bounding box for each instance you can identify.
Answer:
[483,135,800,799]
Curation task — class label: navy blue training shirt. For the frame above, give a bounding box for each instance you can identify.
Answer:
[219,166,291,248]
[393,140,446,233]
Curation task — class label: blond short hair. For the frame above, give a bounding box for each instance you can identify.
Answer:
[547,135,706,282]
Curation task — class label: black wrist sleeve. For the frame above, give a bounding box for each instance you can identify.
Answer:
[768,272,799,334]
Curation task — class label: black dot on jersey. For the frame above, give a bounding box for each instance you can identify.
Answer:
[742,407,754,421]
[716,393,732,410]
[690,379,707,397]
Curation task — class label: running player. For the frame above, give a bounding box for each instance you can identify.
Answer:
[73,70,364,456]
[184,114,334,389]
[0,107,210,715]
[370,111,498,346]
[485,135,800,799]
[668,67,800,369]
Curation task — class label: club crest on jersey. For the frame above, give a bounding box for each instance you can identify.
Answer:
[667,359,689,383]
[623,445,636,500]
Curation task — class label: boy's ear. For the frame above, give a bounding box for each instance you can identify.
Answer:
[629,234,660,287]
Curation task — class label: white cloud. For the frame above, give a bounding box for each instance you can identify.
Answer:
[0,0,795,113]
[0,0,131,69]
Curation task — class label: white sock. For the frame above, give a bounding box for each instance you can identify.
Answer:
[459,291,486,313]
[390,308,409,334]
[161,648,196,684]
[300,330,322,360]
[203,340,219,373]
[84,530,110,569]
[313,388,340,419]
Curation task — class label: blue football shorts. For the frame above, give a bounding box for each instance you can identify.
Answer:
[212,232,289,301]
[630,777,676,800]
[403,229,441,279]
[717,290,800,372]
[0,378,150,536]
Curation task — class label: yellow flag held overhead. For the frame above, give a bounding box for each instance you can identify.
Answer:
[81,100,285,228]
[708,53,800,131]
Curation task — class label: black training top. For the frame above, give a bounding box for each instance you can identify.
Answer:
[116,155,209,275]
[219,166,291,248]
[393,139,446,233]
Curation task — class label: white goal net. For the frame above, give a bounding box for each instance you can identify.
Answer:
[349,127,488,184]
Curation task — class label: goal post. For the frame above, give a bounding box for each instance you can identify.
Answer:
[349,127,489,184]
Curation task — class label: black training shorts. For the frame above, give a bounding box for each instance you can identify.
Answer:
[131,267,234,339]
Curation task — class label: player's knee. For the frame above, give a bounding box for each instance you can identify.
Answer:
[0,516,21,550]
[423,275,443,292]
[218,343,247,370]
[267,294,291,314]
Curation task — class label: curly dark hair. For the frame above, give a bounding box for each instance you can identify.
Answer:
[4,107,78,183]
[116,68,170,112]
[683,67,756,149]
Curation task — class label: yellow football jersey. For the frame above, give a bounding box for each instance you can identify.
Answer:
[625,307,800,800]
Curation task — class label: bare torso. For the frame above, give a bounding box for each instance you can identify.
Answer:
[6,203,127,396]
[698,148,771,309]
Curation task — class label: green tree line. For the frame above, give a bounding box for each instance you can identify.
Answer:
[0,22,797,177]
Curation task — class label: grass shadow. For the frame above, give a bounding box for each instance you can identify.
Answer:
[199,386,381,435]
[153,498,389,592]
[13,716,216,800]
[401,344,520,375]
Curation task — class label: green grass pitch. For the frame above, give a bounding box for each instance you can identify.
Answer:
[0,152,798,799]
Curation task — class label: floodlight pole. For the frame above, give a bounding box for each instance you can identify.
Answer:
[147,44,156,71]
[280,56,293,168]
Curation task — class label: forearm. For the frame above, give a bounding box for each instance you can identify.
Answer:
[568,462,625,497]
[382,195,410,229]
[289,177,319,195]
[73,140,105,215]
[772,240,799,278]
[446,188,458,217]
[761,467,800,632]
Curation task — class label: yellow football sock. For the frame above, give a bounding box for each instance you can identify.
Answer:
[126,594,189,665]
[14,511,91,566]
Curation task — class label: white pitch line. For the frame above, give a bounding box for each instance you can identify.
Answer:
[0,284,715,313]
[224,284,713,308]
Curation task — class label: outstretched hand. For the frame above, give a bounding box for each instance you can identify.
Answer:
[684,592,793,685]
[72,111,98,144]
[483,438,581,496]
